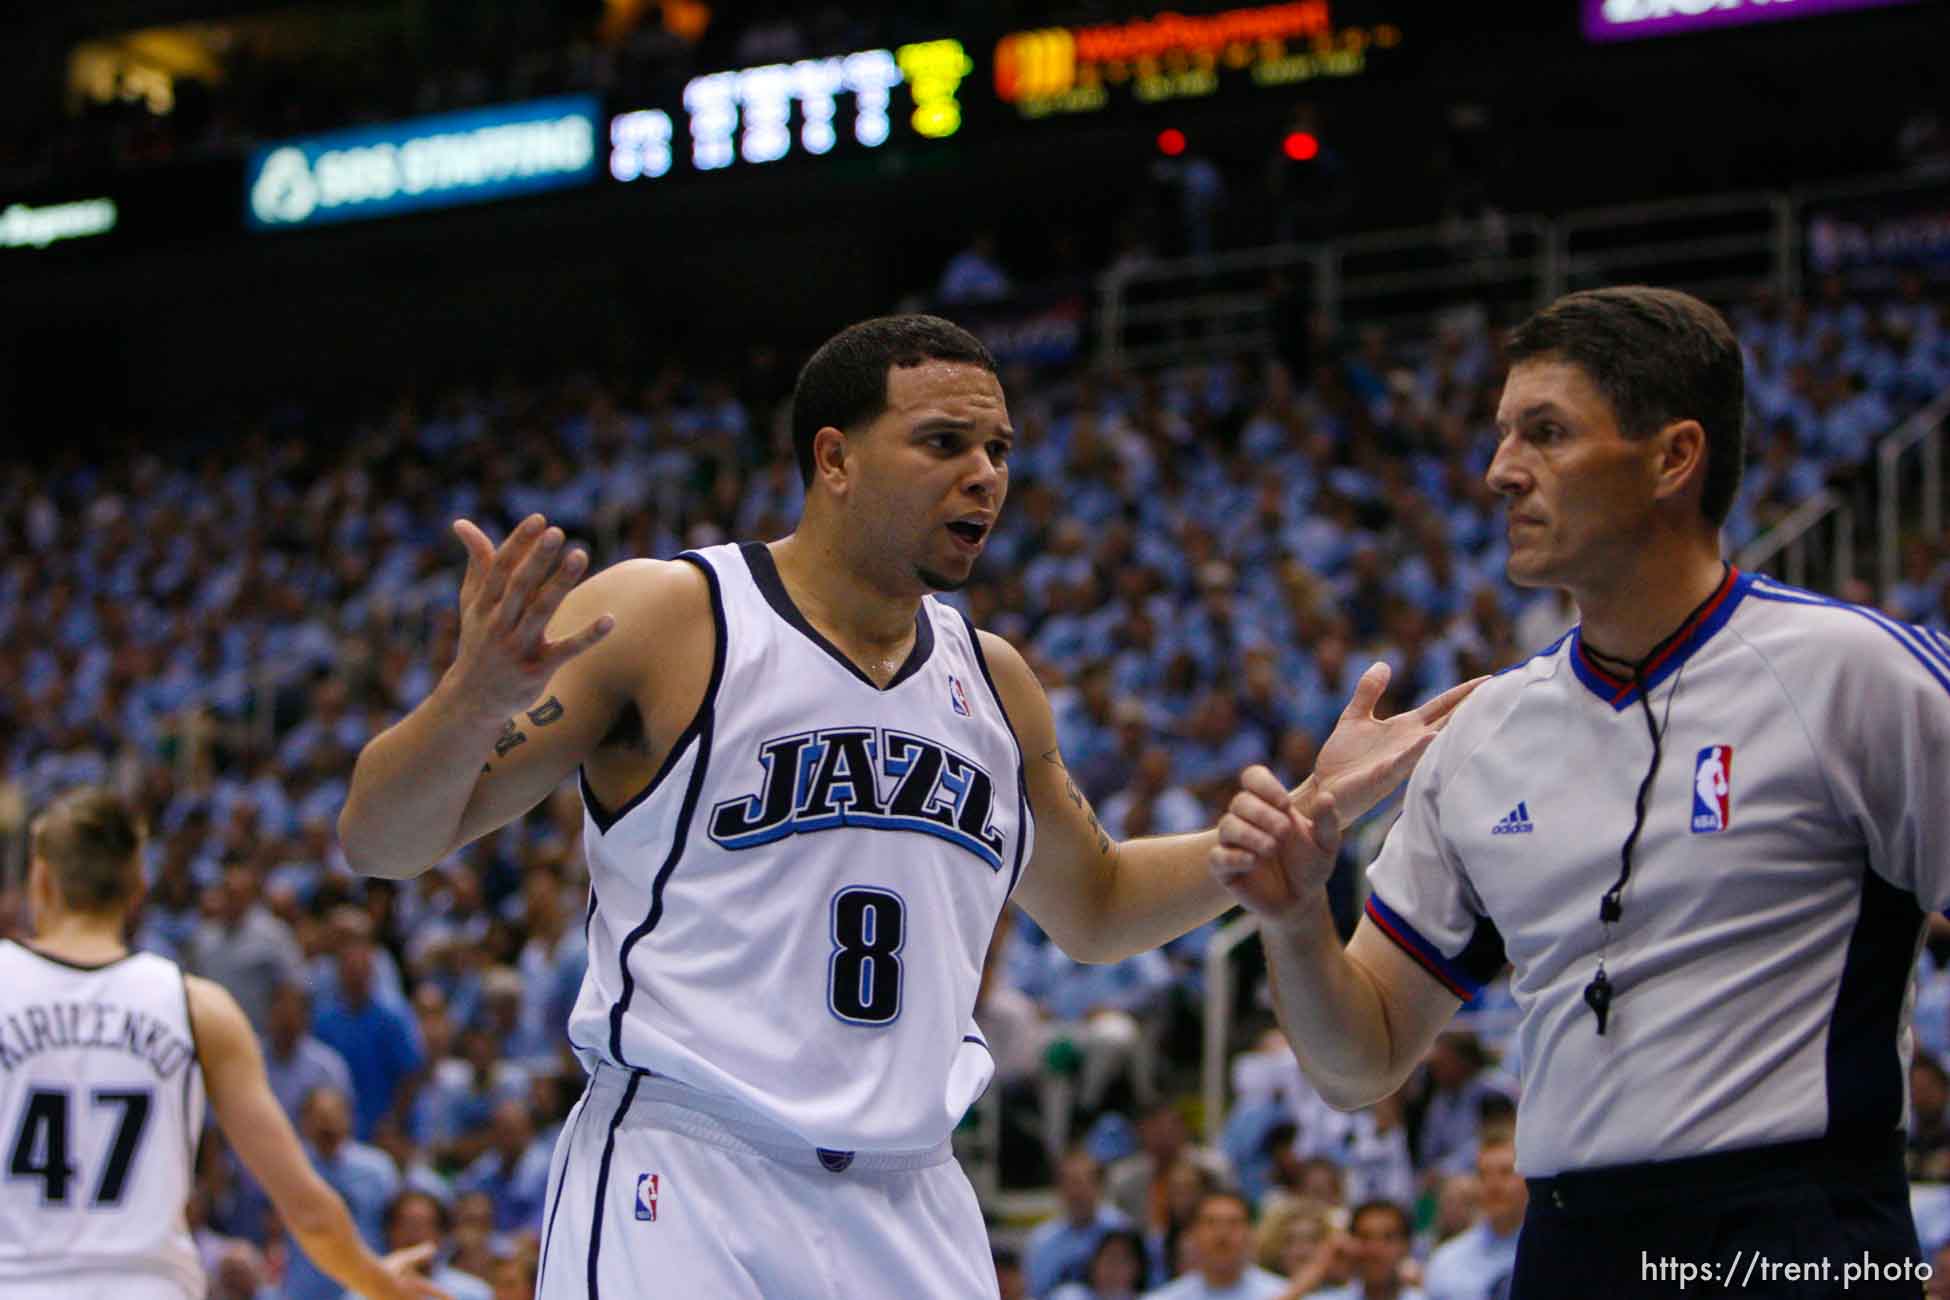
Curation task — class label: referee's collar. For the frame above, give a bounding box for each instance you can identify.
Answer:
[1567,566,1751,710]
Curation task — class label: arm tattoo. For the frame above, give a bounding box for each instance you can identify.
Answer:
[1042,748,1112,857]
[487,698,562,773]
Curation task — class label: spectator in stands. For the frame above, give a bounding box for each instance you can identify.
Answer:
[1415,1171,1480,1261]
[1302,1089,1416,1211]
[1047,1226,1145,1300]
[1033,937,1173,1153]
[1111,1104,1235,1232]
[348,1189,492,1300]
[511,864,585,1066]
[207,1241,276,1300]
[1142,1190,1287,1298]
[185,861,306,1032]
[1409,1033,1512,1176]
[455,1097,553,1235]
[422,1019,530,1168]
[313,915,425,1140]
[940,231,1013,304]
[263,978,354,1121]
[997,1245,1031,1300]
[1261,1199,1356,1298]
[1312,1201,1427,1300]
[489,1249,537,1300]
[286,1085,398,1300]
[1027,1150,1137,1297]
[1911,1053,1950,1181]
[447,1191,502,1283]
[1101,747,1206,841]
[1422,1136,1525,1300]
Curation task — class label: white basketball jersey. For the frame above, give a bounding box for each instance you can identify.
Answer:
[566,542,1033,1154]
[0,942,205,1295]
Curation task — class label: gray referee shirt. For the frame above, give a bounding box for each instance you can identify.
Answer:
[1366,569,1950,1177]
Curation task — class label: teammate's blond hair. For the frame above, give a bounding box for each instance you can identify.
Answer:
[29,786,144,914]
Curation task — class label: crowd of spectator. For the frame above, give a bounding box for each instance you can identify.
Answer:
[1,269,1946,1297]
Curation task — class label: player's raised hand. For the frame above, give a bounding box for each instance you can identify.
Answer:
[1211,764,1341,929]
[1307,662,1483,824]
[448,514,613,720]
[367,1242,453,1300]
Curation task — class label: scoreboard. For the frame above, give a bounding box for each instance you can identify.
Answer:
[602,1,1402,183]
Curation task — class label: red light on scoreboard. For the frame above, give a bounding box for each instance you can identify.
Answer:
[1282,130,1319,161]
[1157,128,1187,156]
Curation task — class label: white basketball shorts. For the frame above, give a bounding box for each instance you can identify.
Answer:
[535,1063,998,1299]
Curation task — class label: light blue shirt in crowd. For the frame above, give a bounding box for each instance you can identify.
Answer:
[1024,1204,1135,1297]
[1141,1266,1289,1299]
[1423,1220,1521,1300]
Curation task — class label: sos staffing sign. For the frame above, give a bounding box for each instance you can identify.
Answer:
[246,95,599,229]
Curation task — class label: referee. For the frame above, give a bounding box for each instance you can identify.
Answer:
[1213,285,1947,1297]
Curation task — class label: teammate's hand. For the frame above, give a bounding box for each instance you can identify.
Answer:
[1211,765,1342,929]
[1306,663,1482,823]
[447,514,613,721]
[367,1242,453,1300]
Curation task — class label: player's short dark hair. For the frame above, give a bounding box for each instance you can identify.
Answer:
[791,314,998,487]
[29,787,144,914]
[1349,1199,1412,1239]
[1507,285,1746,527]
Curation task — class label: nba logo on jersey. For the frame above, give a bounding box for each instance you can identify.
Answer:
[1691,745,1733,833]
[949,674,971,717]
[635,1173,659,1222]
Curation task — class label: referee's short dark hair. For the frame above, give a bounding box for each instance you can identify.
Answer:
[791,314,998,487]
[1507,285,1746,528]
[29,786,145,914]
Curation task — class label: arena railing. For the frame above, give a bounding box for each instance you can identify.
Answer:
[1095,171,1937,371]
[1734,490,1854,591]
[1877,385,1949,597]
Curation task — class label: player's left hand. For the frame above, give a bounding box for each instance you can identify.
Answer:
[1303,663,1483,825]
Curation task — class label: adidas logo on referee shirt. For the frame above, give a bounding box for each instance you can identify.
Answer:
[1491,802,1534,835]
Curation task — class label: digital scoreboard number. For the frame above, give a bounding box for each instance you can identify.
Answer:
[609,40,973,182]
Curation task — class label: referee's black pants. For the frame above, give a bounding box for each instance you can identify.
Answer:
[1513,1133,1925,1298]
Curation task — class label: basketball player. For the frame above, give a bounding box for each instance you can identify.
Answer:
[0,787,446,1300]
[1215,286,1948,1296]
[338,315,1477,1297]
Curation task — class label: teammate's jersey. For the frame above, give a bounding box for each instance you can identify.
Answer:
[0,942,205,1295]
[565,542,1034,1153]
[1367,569,1950,1177]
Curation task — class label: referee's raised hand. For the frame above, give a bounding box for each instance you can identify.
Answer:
[1308,661,1482,825]
[448,514,614,720]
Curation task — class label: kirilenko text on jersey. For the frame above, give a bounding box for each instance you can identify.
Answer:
[708,727,1006,870]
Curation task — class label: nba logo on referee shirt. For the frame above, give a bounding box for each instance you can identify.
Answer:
[635,1173,659,1222]
[949,674,971,717]
[1691,745,1733,833]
